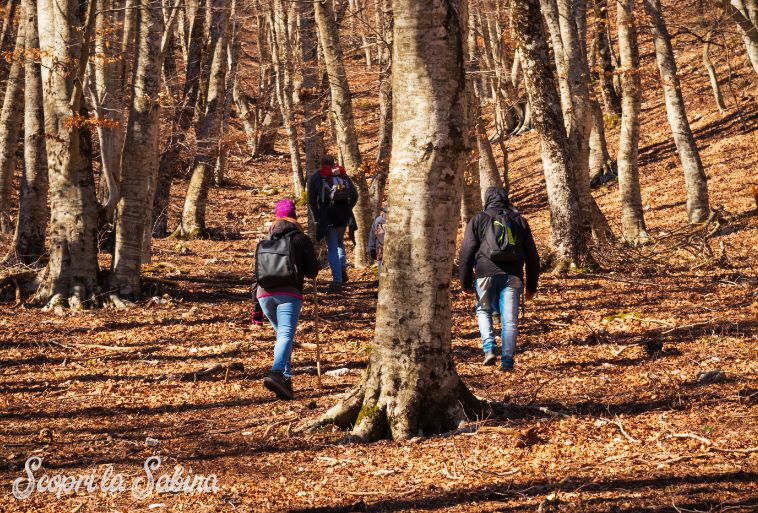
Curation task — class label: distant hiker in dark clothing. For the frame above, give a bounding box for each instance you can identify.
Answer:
[368,207,387,276]
[307,156,358,291]
[252,199,319,400]
[459,187,540,371]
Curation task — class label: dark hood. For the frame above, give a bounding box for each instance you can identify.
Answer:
[270,218,303,236]
[483,187,511,211]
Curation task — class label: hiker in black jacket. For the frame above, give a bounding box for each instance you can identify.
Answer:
[252,199,319,400]
[459,187,540,371]
[307,156,358,291]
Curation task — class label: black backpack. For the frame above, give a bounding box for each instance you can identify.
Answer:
[321,175,351,205]
[479,210,525,264]
[255,232,299,289]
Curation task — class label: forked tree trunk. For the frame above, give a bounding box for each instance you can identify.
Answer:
[643,0,710,224]
[512,0,584,267]
[152,0,206,237]
[314,0,371,266]
[616,0,649,244]
[111,0,165,298]
[4,0,48,265]
[0,16,24,234]
[309,0,481,441]
[176,0,230,239]
[35,0,101,308]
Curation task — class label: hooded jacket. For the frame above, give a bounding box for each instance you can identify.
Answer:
[458,187,540,293]
[307,167,359,241]
[252,219,319,307]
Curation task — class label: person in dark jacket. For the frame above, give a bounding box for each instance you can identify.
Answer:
[252,199,319,399]
[307,156,358,290]
[459,187,540,371]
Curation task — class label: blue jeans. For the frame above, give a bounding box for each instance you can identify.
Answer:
[475,275,522,363]
[258,295,303,378]
[325,226,347,283]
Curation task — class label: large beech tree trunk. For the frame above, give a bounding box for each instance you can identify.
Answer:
[111,0,165,298]
[512,0,584,267]
[616,0,649,244]
[643,0,710,224]
[314,0,371,266]
[5,0,48,265]
[175,0,229,238]
[310,0,482,441]
[0,15,24,234]
[35,0,101,308]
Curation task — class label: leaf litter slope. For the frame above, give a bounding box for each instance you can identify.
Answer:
[1,11,757,513]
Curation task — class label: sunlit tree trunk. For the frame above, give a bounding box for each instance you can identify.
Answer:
[4,0,48,265]
[616,0,648,244]
[592,0,621,115]
[643,0,710,223]
[311,0,481,441]
[111,0,165,298]
[152,0,206,237]
[35,0,101,308]
[0,14,24,234]
[314,0,371,266]
[512,0,584,266]
[702,31,728,114]
[372,0,392,215]
[175,0,230,238]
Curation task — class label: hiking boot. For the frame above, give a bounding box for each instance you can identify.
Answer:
[501,356,515,372]
[327,281,343,293]
[263,371,294,400]
[341,266,349,283]
[483,351,498,366]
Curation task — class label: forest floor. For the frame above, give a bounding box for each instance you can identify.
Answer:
[2,9,758,513]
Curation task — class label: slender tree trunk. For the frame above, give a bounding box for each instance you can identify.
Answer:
[4,0,48,265]
[298,0,323,179]
[311,0,481,441]
[214,0,237,187]
[643,0,710,223]
[270,0,304,197]
[512,0,584,267]
[152,0,206,237]
[176,0,229,238]
[616,0,648,244]
[35,0,101,308]
[120,0,136,94]
[592,0,622,115]
[112,0,165,298]
[0,14,24,233]
[372,0,392,216]
[0,0,19,85]
[314,0,371,266]
[90,0,124,220]
[722,0,758,74]
[703,31,728,114]
[589,98,615,184]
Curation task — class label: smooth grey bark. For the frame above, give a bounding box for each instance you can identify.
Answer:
[5,0,48,265]
[723,0,758,74]
[512,0,583,266]
[36,0,101,308]
[616,0,648,244]
[643,0,710,223]
[703,31,728,114]
[112,0,165,298]
[0,14,24,233]
[90,0,123,220]
[314,0,371,266]
[312,0,481,441]
[176,0,230,238]
[270,0,304,197]
[589,99,615,183]
[152,0,206,237]
[214,0,237,187]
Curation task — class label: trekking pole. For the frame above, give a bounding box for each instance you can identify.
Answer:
[313,276,322,389]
